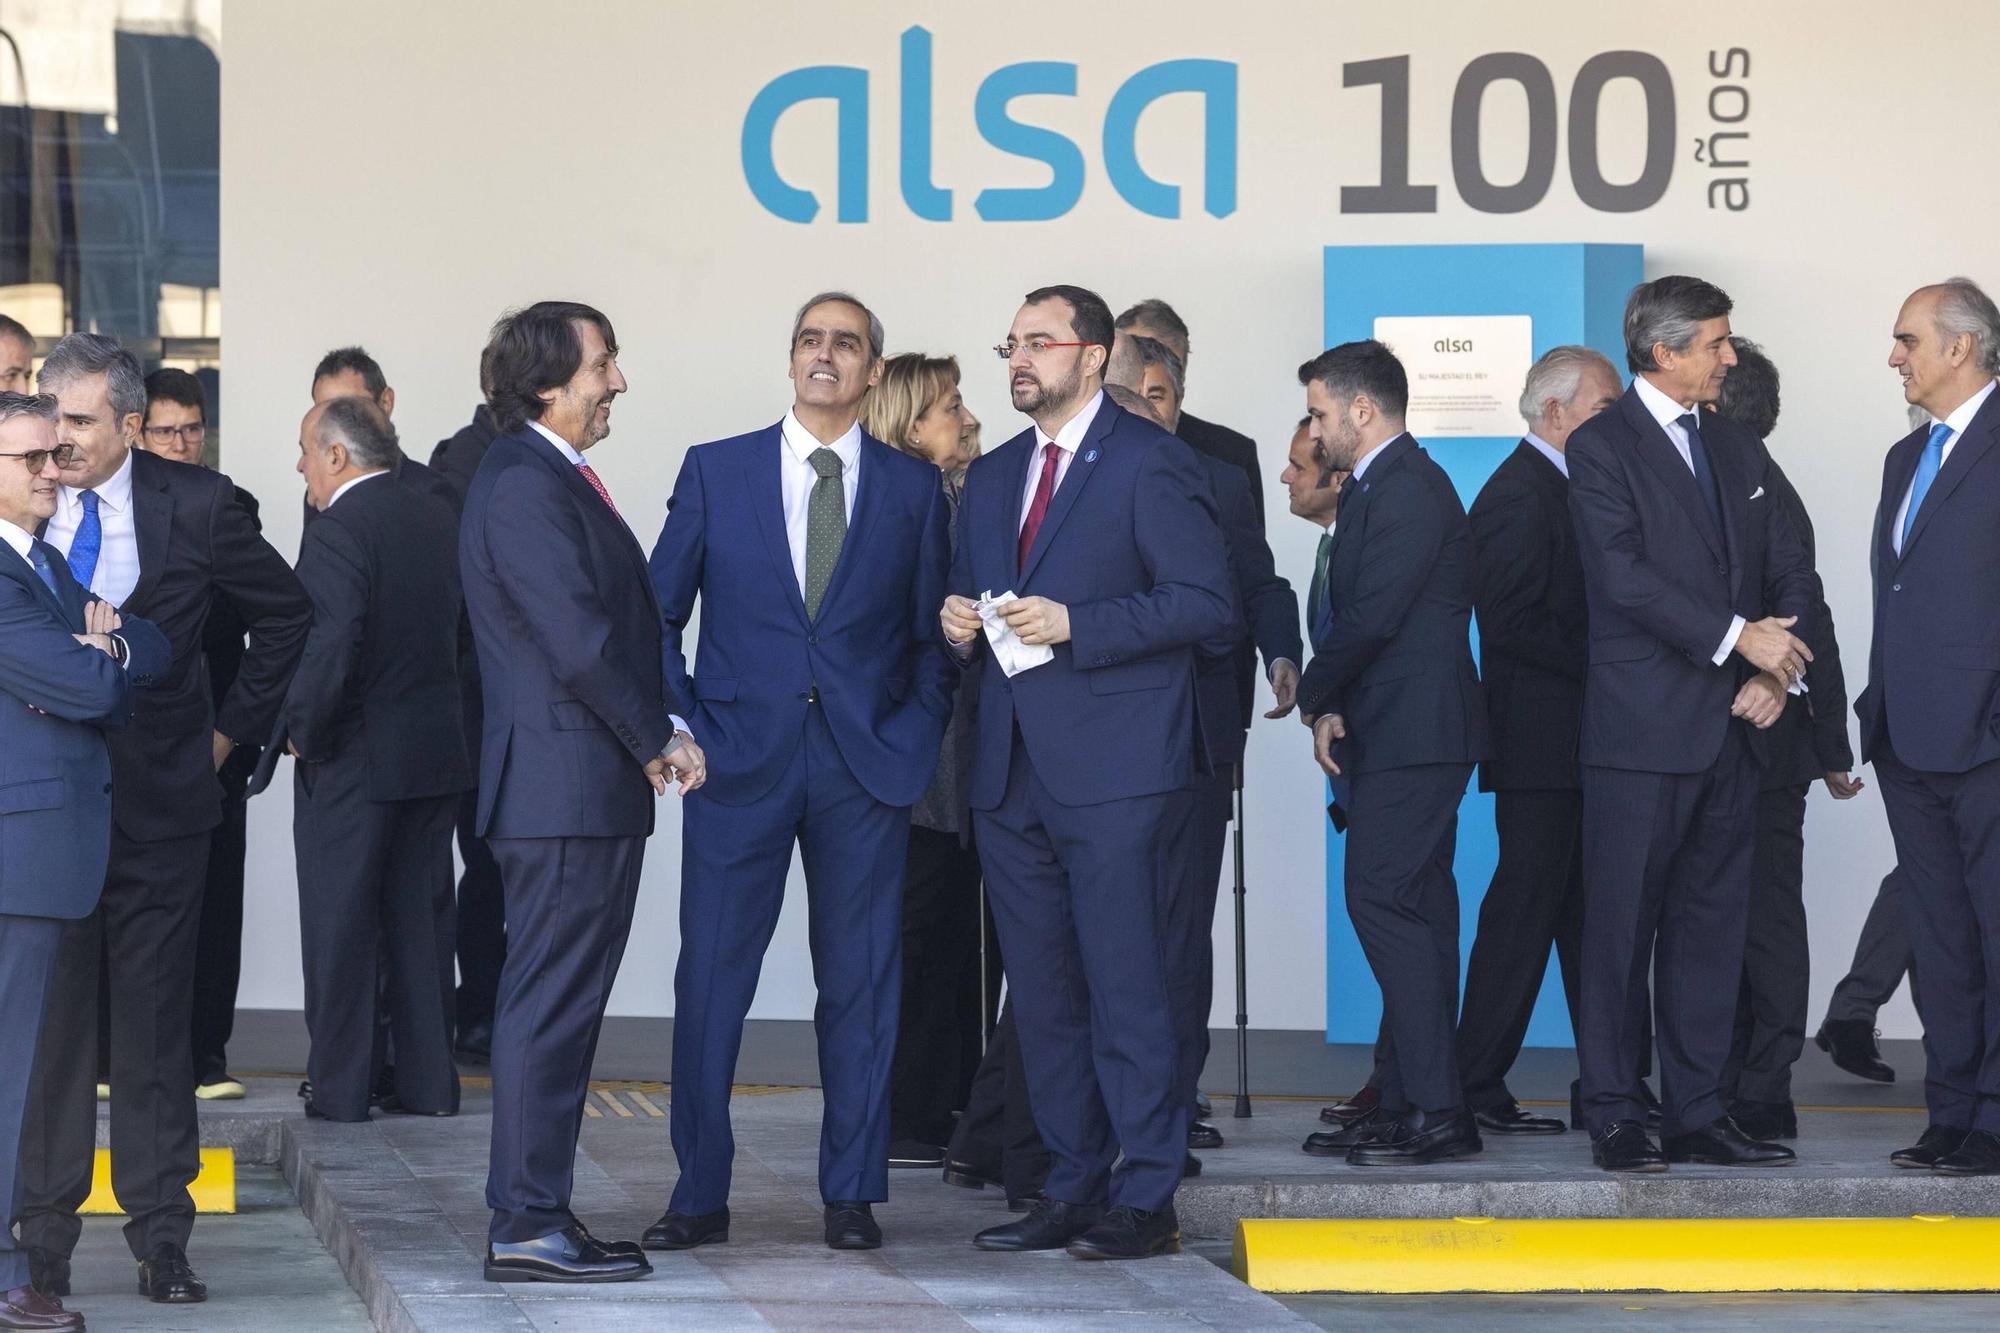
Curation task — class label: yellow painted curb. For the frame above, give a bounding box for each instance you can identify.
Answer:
[81,1148,236,1215]
[1233,1216,2000,1293]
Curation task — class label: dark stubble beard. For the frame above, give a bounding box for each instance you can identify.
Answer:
[1012,358,1084,416]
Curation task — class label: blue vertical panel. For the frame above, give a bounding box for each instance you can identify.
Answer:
[1319,243,1643,1049]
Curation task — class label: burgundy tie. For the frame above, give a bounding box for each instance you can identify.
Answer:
[575,462,623,519]
[1017,442,1061,571]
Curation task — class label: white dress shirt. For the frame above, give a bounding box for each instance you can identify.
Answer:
[325,469,389,510]
[779,410,862,596]
[0,515,33,566]
[1347,430,1404,485]
[47,447,140,606]
[1524,430,1569,478]
[1017,389,1106,534]
[1893,377,1996,555]
[1631,375,1745,668]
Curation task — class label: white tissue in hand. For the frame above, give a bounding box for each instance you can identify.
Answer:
[975,590,1054,678]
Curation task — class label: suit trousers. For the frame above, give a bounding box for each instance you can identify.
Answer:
[1165,768,1234,1116]
[1345,763,1472,1116]
[189,758,251,1086]
[453,789,507,1035]
[19,829,207,1262]
[1873,749,2000,1132]
[1826,868,1916,1024]
[1579,725,1757,1136]
[293,758,460,1120]
[1457,788,1584,1112]
[485,833,644,1242]
[945,998,1050,1200]
[1724,783,1812,1105]
[974,737,1186,1213]
[671,705,910,1215]
[889,825,984,1147]
[0,914,65,1290]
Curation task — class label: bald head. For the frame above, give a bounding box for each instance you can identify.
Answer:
[298,395,400,511]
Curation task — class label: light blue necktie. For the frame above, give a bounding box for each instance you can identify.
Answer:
[68,489,102,590]
[1900,421,1952,550]
[27,541,60,596]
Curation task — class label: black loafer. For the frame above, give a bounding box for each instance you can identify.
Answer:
[974,1199,1104,1251]
[486,1224,652,1283]
[889,1139,946,1169]
[1066,1204,1181,1260]
[1187,1120,1224,1150]
[1934,1128,2000,1175]
[1663,1116,1795,1166]
[942,1160,1000,1191]
[1891,1124,1968,1169]
[137,1243,208,1303]
[1727,1098,1798,1141]
[1347,1109,1482,1166]
[1303,1106,1394,1156]
[1592,1120,1667,1173]
[1816,1019,1895,1083]
[1319,1085,1381,1125]
[25,1248,69,1300]
[1474,1100,1566,1135]
[824,1201,882,1250]
[641,1207,729,1251]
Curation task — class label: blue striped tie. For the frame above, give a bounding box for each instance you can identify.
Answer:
[1900,421,1952,550]
[68,488,102,590]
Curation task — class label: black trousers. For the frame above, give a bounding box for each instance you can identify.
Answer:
[453,789,506,1035]
[19,829,207,1262]
[1724,783,1811,1105]
[1165,768,1234,1116]
[888,825,983,1146]
[190,755,253,1086]
[293,759,460,1120]
[1826,868,1916,1024]
[1579,727,1756,1136]
[1456,788,1584,1112]
[945,998,1050,1200]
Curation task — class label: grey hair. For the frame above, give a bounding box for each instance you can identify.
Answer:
[38,332,147,422]
[1113,298,1190,354]
[1128,334,1184,402]
[1623,275,1733,374]
[314,395,402,471]
[1931,276,2000,376]
[0,391,57,426]
[1519,345,1619,424]
[791,291,884,360]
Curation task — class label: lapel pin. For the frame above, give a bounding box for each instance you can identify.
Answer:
[1084,449,1098,463]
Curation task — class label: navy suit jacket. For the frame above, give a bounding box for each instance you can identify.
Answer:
[0,539,167,918]
[1567,385,1817,775]
[1297,433,1490,775]
[649,422,953,808]
[1193,452,1298,769]
[950,398,1237,809]
[1856,384,2000,774]
[460,426,683,838]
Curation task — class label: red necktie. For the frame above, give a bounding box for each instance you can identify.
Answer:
[1017,441,1061,571]
[575,462,623,520]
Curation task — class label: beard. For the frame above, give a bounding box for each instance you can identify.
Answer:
[1011,359,1083,415]
[1321,416,1364,472]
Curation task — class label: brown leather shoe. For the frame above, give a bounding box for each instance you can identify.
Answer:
[0,1285,82,1330]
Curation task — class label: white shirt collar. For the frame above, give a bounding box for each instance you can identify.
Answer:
[1633,373,1697,431]
[780,409,863,471]
[1933,378,1997,439]
[327,468,389,510]
[528,419,587,466]
[0,516,33,562]
[1349,430,1405,482]
[1033,389,1106,456]
[1524,430,1569,478]
[59,446,135,514]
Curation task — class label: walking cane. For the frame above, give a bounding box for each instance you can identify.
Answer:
[1232,759,1252,1118]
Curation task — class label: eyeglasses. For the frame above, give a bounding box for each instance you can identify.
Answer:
[144,422,207,444]
[993,339,1091,360]
[0,443,81,472]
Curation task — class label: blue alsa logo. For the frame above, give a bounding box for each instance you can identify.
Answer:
[742,26,1237,223]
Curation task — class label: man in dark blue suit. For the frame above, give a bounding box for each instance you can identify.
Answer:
[645,292,952,1253]
[1567,276,1818,1173]
[0,391,167,1332]
[1857,278,2000,1173]
[941,285,1235,1260]
[461,302,704,1283]
[1293,341,1491,1167]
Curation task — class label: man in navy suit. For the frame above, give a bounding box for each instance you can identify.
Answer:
[941,285,1235,1260]
[0,390,167,1332]
[461,302,704,1283]
[646,293,951,1253]
[1857,278,2000,1173]
[1293,341,1491,1167]
[1567,276,1818,1173]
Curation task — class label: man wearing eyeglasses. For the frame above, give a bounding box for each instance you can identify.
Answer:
[138,371,209,467]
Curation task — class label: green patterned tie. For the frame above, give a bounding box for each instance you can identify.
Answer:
[803,446,847,619]
[1309,530,1332,623]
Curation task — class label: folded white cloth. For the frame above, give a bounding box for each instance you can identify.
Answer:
[976,590,1054,677]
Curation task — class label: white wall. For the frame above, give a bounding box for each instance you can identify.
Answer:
[223,0,1996,1036]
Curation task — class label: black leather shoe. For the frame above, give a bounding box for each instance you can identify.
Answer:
[1181,1152,1202,1178]
[1591,1121,1667,1173]
[889,1140,946,1169]
[24,1249,67,1300]
[486,1224,652,1283]
[1572,1079,1664,1131]
[137,1243,208,1303]
[1188,1120,1224,1150]
[1663,1116,1795,1166]
[572,1222,644,1261]
[301,1098,367,1123]
[824,1201,882,1250]
[1067,1205,1181,1260]
[454,1018,494,1066]
[378,1096,454,1117]
[1891,1124,1968,1169]
[1319,1085,1381,1125]
[641,1207,729,1251]
[1641,1081,1664,1129]
[1474,1100,1566,1135]
[1302,1106,1395,1156]
[974,1199,1105,1251]
[1816,1019,1895,1083]
[0,1285,81,1331]
[942,1160,1000,1191]
[1933,1128,2000,1175]
[1005,1190,1045,1213]
[1347,1109,1482,1165]
[1727,1098,1798,1141]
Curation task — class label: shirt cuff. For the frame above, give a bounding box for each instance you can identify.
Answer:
[1712,615,1746,667]
[110,633,129,669]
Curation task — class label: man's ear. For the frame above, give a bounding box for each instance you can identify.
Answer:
[379,386,397,418]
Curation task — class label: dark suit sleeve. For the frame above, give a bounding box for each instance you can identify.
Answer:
[1566,428,1736,662]
[0,576,133,724]
[1747,441,1818,649]
[648,450,705,709]
[1065,440,1237,666]
[102,602,169,688]
[1297,471,1444,715]
[1214,462,1297,670]
[209,479,313,747]
[944,475,987,665]
[1470,474,1581,681]
[906,476,956,721]
[281,518,368,761]
[1765,457,1852,769]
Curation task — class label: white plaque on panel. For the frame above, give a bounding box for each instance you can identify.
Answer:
[1371,315,1534,438]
